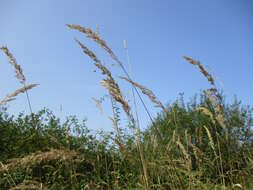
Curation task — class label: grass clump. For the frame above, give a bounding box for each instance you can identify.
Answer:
[0,25,252,189]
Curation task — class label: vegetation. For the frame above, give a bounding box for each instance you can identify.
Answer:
[0,25,252,189]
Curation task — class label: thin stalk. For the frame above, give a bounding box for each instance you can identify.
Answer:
[23,82,33,114]
[124,40,149,189]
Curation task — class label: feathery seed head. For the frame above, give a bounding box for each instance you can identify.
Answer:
[0,46,26,83]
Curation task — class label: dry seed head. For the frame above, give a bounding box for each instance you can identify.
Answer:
[0,149,78,172]
[75,39,100,63]
[184,56,214,85]
[75,39,132,124]
[0,84,38,106]
[176,137,192,170]
[190,143,203,161]
[204,89,226,129]
[67,24,123,68]
[0,46,26,83]
[67,24,115,61]
[232,184,242,189]
[216,113,226,129]
[203,125,217,157]
[197,107,215,125]
[120,76,166,113]
[9,180,44,190]
[100,79,131,117]
[176,137,189,160]
[75,39,113,79]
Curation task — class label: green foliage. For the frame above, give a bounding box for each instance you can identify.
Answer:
[0,93,253,189]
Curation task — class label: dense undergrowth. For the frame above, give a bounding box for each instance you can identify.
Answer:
[0,93,252,189]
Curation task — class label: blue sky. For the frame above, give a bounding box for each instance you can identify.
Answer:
[0,0,253,131]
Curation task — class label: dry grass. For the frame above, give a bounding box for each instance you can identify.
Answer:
[75,39,131,118]
[203,125,217,158]
[66,24,123,69]
[0,84,38,106]
[0,149,79,172]
[0,45,38,116]
[70,26,150,189]
[197,107,216,125]
[0,46,26,84]
[0,24,251,189]
[9,180,46,190]
[184,56,214,85]
[120,76,166,113]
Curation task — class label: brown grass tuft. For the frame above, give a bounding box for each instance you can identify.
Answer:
[0,84,38,106]
[67,24,122,68]
[0,149,78,172]
[203,125,217,158]
[120,76,166,113]
[9,180,45,190]
[0,46,26,84]
[184,56,214,85]
[75,39,131,118]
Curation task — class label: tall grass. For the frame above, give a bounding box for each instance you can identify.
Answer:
[0,26,252,189]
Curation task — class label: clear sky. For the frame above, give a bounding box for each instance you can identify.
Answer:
[0,0,253,131]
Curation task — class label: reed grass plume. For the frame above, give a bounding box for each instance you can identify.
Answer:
[71,28,149,189]
[176,137,189,160]
[0,46,26,84]
[185,56,227,130]
[204,89,226,129]
[184,56,214,85]
[75,39,131,118]
[203,125,217,158]
[120,76,166,113]
[196,107,215,125]
[0,84,38,106]
[67,24,156,130]
[67,24,123,68]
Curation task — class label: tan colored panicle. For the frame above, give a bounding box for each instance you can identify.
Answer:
[0,46,26,83]
[176,137,189,160]
[75,39,100,63]
[204,89,226,129]
[9,180,45,190]
[75,39,113,78]
[0,84,38,106]
[67,24,114,60]
[100,79,131,117]
[197,107,215,125]
[185,55,226,130]
[184,56,214,85]
[203,125,217,157]
[120,76,166,113]
[67,24,124,69]
[75,39,131,119]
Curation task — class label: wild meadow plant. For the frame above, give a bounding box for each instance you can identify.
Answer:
[0,26,252,189]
